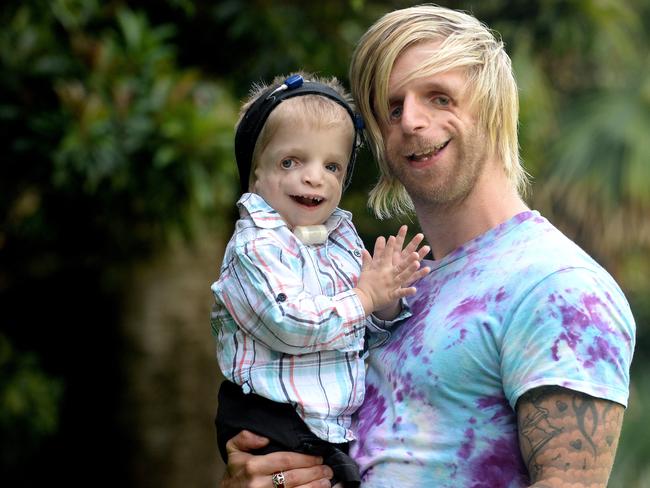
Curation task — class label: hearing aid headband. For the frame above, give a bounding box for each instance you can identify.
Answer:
[235,74,364,194]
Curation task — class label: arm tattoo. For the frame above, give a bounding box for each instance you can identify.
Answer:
[572,395,598,456]
[517,386,624,486]
[518,387,564,479]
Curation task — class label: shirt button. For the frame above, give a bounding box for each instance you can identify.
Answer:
[276,293,287,303]
[353,249,362,257]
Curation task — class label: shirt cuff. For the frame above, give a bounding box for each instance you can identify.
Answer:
[362,298,412,352]
[368,297,412,331]
[334,288,368,352]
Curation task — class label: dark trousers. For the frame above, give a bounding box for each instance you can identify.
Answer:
[216,380,361,487]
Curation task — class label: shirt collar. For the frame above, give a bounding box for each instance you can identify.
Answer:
[237,192,352,234]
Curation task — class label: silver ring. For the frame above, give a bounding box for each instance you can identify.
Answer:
[271,471,286,488]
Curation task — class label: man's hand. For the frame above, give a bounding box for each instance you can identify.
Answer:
[220,430,333,488]
[516,386,624,487]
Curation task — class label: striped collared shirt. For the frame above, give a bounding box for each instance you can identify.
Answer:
[211,193,402,443]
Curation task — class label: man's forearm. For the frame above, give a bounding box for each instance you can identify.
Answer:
[517,386,624,487]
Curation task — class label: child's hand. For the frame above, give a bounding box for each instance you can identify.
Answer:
[354,226,431,317]
[392,224,431,284]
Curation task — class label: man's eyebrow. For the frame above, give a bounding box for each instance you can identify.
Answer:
[419,79,456,94]
[387,80,457,103]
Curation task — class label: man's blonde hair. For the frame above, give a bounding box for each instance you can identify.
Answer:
[350,5,528,218]
[237,72,355,191]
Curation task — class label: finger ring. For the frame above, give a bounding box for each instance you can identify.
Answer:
[271,471,286,488]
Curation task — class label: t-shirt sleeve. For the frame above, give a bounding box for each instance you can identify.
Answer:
[501,267,635,410]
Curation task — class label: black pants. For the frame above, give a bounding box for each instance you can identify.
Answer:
[216,380,361,487]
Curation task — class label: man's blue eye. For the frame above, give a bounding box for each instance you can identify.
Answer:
[389,105,403,120]
[435,96,450,106]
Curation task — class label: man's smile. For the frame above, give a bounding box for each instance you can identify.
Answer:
[406,139,451,163]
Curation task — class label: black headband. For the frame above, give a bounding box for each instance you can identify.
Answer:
[235,74,364,194]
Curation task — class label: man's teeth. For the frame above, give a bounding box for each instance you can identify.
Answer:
[409,141,449,160]
[410,152,431,161]
[434,140,449,152]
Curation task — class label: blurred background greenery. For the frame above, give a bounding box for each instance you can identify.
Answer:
[1,0,648,486]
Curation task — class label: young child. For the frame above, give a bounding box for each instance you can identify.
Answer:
[210,73,430,487]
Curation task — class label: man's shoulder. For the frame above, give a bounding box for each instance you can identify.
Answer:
[487,214,626,305]
[504,213,603,274]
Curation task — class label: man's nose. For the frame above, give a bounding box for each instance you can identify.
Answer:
[400,95,429,134]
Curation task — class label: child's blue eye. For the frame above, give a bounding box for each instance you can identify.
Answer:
[325,163,340,173]
[281,159,295,169]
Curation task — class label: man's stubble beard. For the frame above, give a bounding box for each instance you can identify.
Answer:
[386,127,488,211]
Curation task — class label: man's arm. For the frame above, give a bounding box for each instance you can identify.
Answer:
[220,430,332,488]
[516,386,624,487]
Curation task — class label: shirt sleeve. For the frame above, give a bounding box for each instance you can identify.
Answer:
[215,237,366,355]
[362,298,413,351]
[501,267,635,410]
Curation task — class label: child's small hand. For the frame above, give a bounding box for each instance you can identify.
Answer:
[354,226,431,317]
[392,225,431,287]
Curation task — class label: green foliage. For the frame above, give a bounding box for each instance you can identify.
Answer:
[508,0,650,272]
[1,3,238,483]
[610,374,650,487]
[51,8,238,245]
[2,3,238,267]
[0,334,62,470]
[1,0,650,485]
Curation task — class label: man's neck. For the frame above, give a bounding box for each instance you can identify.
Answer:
[415,171,529,260]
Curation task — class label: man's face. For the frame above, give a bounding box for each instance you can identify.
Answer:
[380,41,489,208]
[252,118,352,228]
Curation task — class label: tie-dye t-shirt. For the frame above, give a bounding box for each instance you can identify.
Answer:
[350,211,635,487]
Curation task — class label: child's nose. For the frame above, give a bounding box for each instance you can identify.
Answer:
[302,165,324,185]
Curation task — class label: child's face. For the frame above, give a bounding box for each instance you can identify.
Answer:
[252,119,353,228]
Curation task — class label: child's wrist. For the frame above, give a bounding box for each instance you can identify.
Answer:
[353,287,374,316]
[373,300,400,320]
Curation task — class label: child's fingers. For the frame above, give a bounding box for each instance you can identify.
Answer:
[396,255,431,287]
[394,225,408,250]
[402,266,431,287]
[404,232,425,255]
[372,236,386,258]
[417,245,431,260]
[396,234,426,268]
[360,248,373,270]
[393,286,417,299]
[380,235,396,263]
[393,251,416,275]
[395,256,420,280]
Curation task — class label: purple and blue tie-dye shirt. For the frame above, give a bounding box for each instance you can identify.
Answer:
[350,211,635,487]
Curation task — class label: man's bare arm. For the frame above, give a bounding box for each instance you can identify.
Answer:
[516,386,624,488]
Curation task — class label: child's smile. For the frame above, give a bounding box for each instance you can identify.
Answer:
[252,117,353,228]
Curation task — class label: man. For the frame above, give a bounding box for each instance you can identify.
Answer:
[220,5,635,487]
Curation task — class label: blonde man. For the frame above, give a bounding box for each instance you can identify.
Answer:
[221,6,635,488]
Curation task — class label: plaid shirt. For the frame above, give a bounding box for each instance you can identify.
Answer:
[211,193,407,443]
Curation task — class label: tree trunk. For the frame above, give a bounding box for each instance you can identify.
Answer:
[120,230,226,488]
